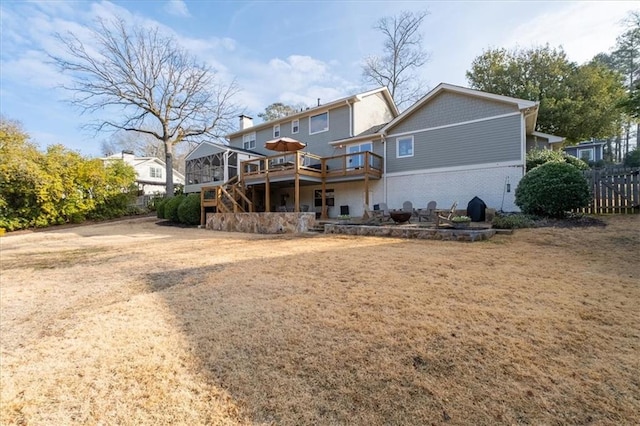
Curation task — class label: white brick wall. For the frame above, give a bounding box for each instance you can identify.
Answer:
[384,163,524,212]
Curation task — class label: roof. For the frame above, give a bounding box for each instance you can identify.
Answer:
[380,83,540,135]
[226,87,398,139]
[531,131,564,144]
[184,140,263,161]
[101,153,185,179]
[329,123,388,146]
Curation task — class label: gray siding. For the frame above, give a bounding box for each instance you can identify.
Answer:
[228,105,352,157]
[386,114,522,173]
[526,135,551,152]
[185,142,227,160]
[565,145,603,161]
[388,92,518,134]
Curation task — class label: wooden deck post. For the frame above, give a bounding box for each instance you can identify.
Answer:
[321,157,328,219]
[294,152,300,213]
[265,175,271,212]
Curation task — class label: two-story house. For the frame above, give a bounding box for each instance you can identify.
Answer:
[185,83,558,219]
[103,151,185,195]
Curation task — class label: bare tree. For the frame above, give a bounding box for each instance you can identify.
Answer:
[51,17,240,195]
[362,10,430,109]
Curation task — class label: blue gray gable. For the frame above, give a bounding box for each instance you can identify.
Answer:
[386,91,518,135]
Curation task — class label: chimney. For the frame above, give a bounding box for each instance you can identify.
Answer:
[239,114,253,130]
[121,150,135,163]
[317,98,321,106]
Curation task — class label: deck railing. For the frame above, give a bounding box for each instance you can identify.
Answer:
[240,151,382,181]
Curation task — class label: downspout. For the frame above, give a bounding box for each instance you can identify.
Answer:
[346,99,354,137]
[382,135,387,204]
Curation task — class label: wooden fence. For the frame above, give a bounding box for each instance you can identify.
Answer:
[575,167,640,214]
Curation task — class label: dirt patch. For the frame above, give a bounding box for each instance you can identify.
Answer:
[1,215,639,425]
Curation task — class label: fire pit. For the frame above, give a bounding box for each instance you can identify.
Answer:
[389,211,412,223]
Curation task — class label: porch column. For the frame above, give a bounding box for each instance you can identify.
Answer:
[294,152,300,212]
[265,174,271,212]
[321,157,328,219]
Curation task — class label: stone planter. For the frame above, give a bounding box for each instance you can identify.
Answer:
[452,221,471,229]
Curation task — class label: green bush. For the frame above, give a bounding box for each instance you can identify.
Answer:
[164,195,185,222]
[177,193,201,225]
[526,148,589,171]
[515,162,591,218]
[624,148,640,167]
[492,214,536,229]
[155,198,168,219]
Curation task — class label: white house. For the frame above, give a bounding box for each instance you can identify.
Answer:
[102,151,185,195]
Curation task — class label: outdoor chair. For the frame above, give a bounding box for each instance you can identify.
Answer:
[402,201,413,213]
[418,200,437,222]
[375,202,392,221]
[434,201,458,228]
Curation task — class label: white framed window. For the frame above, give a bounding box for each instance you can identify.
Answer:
[273,124,280,138]
[578,148,594,162]
[396,136,414,158]
[150,166,163,178]
[243,132,256,150]
[309,112,328,135]
[292,119,299,134]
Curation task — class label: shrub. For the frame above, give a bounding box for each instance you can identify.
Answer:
[177,193,201,225]
[515,162,591,218]
[164,195,185,222]
[526,148,589,171]
[155,198,168,219]
[492,214,535,229]
[624,148,640,167]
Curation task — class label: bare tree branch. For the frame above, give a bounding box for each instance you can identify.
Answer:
[362,10,431,110]
[50,16,241,195]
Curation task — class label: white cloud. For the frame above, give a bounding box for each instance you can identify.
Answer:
[234,55,358,115]
[505,2,635,64]
[164,0,190,18]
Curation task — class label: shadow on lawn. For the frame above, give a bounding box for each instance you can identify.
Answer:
[143,242,466,425]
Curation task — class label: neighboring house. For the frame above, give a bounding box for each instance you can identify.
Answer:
[186,83,558,217]
[563,140,605,163]
[102,151,185,195]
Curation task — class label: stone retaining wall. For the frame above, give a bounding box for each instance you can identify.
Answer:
[325,224,495,242]
[206,212,316,234]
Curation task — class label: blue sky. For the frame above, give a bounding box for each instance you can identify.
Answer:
[0,0,636,157]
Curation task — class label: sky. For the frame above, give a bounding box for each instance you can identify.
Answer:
[0,0,636,157]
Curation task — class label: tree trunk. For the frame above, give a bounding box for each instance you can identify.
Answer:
[165,140,174,197]
[615,134,622,163]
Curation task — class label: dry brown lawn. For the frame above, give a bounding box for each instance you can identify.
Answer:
[1,215,639,425]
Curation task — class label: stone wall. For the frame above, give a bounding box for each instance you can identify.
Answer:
[325,224,495,242]
[206,212,316,234]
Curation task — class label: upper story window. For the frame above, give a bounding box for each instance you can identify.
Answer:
[243,132,256,150]
[396,135,414,158]
[150,166,163,178]
[273,124,280,138]
[309,112,329,135]
[292,119,299,134]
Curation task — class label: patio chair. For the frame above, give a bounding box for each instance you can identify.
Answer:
[417,200,437,222]
[402,201,413,213]
[373,202,392,221]
[435,201,458,228]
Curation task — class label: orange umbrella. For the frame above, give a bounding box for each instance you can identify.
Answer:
[264,137,306,152]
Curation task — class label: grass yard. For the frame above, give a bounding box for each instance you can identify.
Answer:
[1,215,639,425]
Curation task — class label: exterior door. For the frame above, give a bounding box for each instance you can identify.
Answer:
[348,142,373,168]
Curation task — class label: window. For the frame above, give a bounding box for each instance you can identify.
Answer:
[578,148,594,162]
[309,112,328,134]
[243,132,256,150]
[150,166,162,178]
[396,136,414,158]
[273,124,280,138]
[292,119,299,134]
